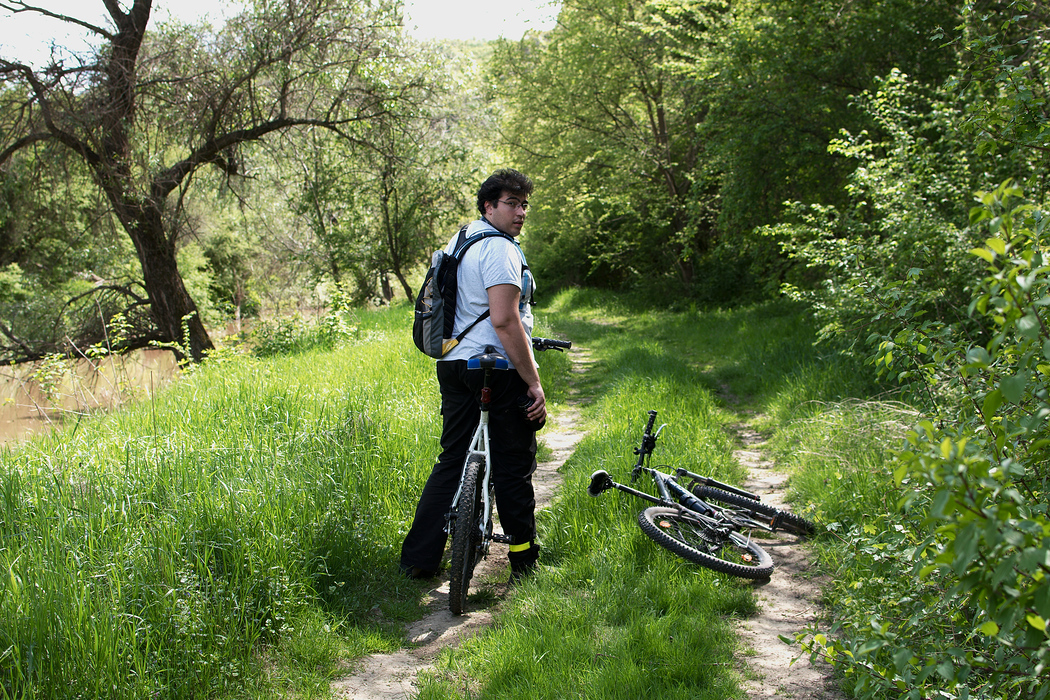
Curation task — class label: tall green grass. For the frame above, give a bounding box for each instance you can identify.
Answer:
[0,306,439,698]
[3,289,899,699]
[0,303,578,699]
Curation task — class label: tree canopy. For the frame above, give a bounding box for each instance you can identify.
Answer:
[0,0,444,361]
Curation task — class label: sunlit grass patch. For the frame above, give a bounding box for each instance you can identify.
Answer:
[0,305,439,698]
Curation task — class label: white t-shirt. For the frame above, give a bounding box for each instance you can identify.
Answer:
[440,218,536,368]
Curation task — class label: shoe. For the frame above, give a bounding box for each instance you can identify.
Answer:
[400,564,437,580]
[509,561,536,583]
[508,541,541,583]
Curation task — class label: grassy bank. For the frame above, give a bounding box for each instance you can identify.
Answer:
[3,290,901,699]
[0,306,570,699]
[2,307,425,697]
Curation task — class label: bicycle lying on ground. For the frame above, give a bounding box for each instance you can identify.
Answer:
[587,410,816,579]
[446,336,572,615]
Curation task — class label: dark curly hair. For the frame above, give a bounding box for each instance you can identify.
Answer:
[476,169,533,216]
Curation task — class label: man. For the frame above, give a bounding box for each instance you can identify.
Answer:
[400,168,546,582]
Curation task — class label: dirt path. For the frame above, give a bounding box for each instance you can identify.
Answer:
[732,423,846,699]
[330,358,844,700]
[330,350,593,700]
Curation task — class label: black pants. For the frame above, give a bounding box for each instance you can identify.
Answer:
[400,360,538,573]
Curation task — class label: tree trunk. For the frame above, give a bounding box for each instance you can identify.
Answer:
[127,209,213,363]
[392,269,413,300]
[381,274,393,301]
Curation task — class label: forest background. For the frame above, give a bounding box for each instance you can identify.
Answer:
[2,0,1050,698]
[1,0,1047,365]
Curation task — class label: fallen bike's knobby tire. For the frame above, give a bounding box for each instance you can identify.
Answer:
[449,456,485,615]
[693,486,816,537]
[638,507,774,579]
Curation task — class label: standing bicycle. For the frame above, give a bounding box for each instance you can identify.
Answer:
[587,410,815,579]
[446,337,570,614]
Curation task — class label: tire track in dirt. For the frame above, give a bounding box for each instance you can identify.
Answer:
[731,423,846,700]
[330,350,593,700]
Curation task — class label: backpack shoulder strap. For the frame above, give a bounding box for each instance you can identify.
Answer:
[447,230,518,347]
[450,224,469,256]
[452,229,514,260]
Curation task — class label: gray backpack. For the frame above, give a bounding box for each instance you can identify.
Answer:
[412,226,515,358]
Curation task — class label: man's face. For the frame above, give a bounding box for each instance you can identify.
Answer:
[484,190,528,236]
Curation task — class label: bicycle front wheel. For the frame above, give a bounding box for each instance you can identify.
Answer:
[692,485,816,537]
[449,456,485,615]
[638,507,774,579]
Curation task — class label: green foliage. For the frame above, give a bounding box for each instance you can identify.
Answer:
[249,304,361,359]
[490,0,962,303]
[0,144,145,360]
[2,0,470,362]
[489,0,718,294]
[766,68,991,385]
[758,9,1050,693]
[794,183,1050,699]
[705,0,960,238]
[202,230,261,318]
[0,263,27,304]
[950,1,1050,190]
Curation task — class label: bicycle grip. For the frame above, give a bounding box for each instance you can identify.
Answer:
[532,337,572,351]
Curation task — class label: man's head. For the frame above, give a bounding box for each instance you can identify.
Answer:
[477,169,533,237]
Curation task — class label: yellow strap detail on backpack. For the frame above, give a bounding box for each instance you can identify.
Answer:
[441,338,459,356]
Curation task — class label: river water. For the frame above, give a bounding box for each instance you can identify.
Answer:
[0,349,179,446]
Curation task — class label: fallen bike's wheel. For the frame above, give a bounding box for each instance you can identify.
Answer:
[449,456,485,615]
[692,486,816,537]
[638,507,774,579]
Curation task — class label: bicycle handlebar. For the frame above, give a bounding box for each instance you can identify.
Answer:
[644,409,657,435]
[532,337,572,352]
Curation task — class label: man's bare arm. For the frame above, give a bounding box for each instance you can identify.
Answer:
[488,283,545,422]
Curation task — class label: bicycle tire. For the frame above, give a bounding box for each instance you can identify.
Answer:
[449,456,485,615]
[638,507,774,579]
[692,485,816,537]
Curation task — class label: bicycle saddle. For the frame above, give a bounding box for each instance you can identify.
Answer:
[467,346,509,370]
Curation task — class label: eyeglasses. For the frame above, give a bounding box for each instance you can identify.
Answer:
[498,199,529,212]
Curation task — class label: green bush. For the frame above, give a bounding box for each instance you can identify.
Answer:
[250,289,361,358]
[799,182,1050,699]
[767,70,980,353]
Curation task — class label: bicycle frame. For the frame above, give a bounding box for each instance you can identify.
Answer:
[588,410,777,534]
[599,458,769,537]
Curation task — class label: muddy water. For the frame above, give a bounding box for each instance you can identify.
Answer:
[0,349,179,446]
